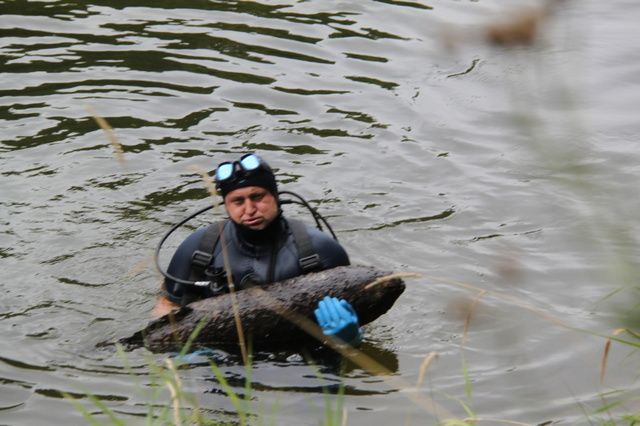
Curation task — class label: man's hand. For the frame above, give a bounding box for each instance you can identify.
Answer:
[152,296,180,319]
[314,296,362,346]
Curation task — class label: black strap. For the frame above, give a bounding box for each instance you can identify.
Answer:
[189,218,320,283]
[287,218,321,273]
[190,220,226,282]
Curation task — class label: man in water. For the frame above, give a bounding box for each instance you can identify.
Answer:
[154,153,362,345]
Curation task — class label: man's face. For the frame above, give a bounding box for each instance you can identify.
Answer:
[224,186,279,231]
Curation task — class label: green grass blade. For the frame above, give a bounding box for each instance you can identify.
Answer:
[209,361,246,424]
[460,356,474,417]
[64,394,106,426]
[178,315,210,358]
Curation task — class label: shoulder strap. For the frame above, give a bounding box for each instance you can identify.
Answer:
[190,220,226,281]
[287,218,321,273]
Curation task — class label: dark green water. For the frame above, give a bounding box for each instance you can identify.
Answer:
[1,0,639,424]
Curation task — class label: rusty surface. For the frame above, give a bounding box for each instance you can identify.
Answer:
[118,265,405,352]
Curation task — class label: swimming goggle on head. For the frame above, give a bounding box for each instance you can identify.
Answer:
[215,153,263,182]
[214,153,277,197]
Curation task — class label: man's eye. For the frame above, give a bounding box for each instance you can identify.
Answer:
[250,193,265,201]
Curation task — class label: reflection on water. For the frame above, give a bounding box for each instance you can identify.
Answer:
[2,0,640,424]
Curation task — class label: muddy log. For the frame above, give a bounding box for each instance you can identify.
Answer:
[118,265,405,352]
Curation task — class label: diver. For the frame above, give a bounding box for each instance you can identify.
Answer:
[154,153,362,346]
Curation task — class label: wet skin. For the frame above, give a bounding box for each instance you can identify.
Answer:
[223,186,279,231]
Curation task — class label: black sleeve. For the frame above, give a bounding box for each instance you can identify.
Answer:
[308,227,350,269]
[163,227,207,303]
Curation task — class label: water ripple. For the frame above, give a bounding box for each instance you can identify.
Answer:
[1,0,640,424]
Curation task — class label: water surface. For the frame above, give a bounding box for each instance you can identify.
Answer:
[2,0,640,424]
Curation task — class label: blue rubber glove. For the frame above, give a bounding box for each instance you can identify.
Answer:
[172,348,218,365]
[314,296,362,346]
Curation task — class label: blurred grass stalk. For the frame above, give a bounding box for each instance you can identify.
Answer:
[446,2,640,422]
[80,4,640,423]
[189,164,250,366]
[491,1,640,422]
[502,3,639,327]
[65,334,346,425]
[87,106,126,167]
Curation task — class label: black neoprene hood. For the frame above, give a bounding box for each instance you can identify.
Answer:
[216,162,278,198]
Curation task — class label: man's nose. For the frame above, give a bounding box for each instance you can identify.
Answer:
[245,200,257,213]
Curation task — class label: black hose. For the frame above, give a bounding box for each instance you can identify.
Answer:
[154,190,339,286]
[154,202,220,286]
[278,190,338,240]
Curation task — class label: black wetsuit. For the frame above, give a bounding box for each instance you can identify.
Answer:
[164,216,350,304]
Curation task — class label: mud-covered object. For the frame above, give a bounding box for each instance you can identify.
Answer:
[118,265,405,352]
[164,217,350,304]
